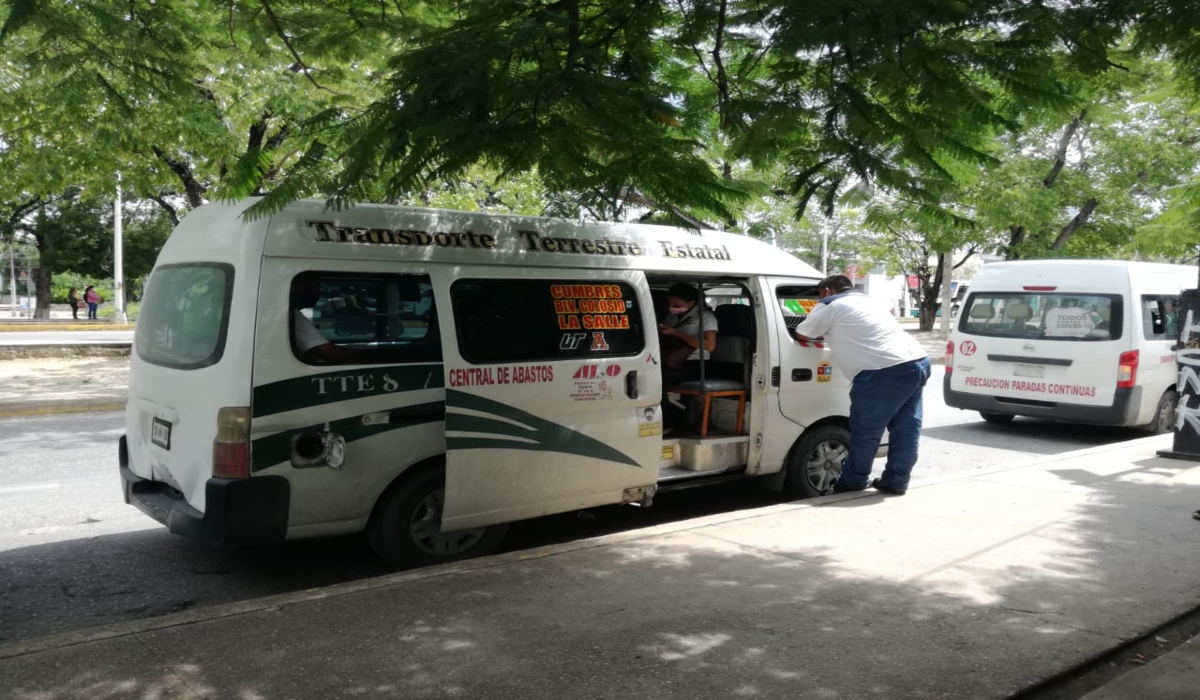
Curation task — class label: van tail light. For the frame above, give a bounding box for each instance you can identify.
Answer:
[213,407,251,478]
[1117,350,1139,389]
[944,341,955,374]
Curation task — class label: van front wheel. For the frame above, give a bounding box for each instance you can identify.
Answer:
[368,467,508,570]
[980,412,1015,424]
[1150,390,1179,435]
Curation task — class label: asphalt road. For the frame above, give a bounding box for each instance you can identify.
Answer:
[0,330,134,345]
[0,383,1146,644]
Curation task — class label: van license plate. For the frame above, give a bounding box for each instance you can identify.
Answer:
[151,418,172,450]
[1014,363,1045,379]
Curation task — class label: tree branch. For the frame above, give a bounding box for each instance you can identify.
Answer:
[147,193,181,226]
[259,0,341,94]
[952,246,979,270]
[1043,110,1086,188]
[713,0,732,130]
[1051,197,1098,251]
[152,147,207,209]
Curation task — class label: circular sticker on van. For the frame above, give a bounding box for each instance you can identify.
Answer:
[960,340,977,356]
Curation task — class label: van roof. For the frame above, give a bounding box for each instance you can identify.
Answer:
[169,199,824,279]
[972,259,1196,288]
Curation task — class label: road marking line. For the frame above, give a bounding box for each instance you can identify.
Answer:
[0,483,62,495]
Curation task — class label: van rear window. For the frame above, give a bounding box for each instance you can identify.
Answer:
[960,292,1122,341]
[136,264,234,369]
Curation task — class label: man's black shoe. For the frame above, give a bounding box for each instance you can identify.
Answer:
[830,483,867,494]
[871,478,906,496]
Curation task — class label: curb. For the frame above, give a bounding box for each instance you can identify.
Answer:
[0,436,1174,661]
[0,325,135,332]
[0,396,127,419]
[0,345,131,360]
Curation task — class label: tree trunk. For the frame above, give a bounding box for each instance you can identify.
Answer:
[34,266,51,319]
[1005,226,1025,260]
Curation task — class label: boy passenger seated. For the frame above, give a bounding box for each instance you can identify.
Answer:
[658,283,718,434]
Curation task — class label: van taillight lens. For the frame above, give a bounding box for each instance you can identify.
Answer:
[945,341,955,374]
[213,407,251,478]
[1117,350,1139,389]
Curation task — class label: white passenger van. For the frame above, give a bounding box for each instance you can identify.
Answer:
[121,199,864,568]
[945,260,1194,433]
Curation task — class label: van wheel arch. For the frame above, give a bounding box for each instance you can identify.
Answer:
[366,455,508,570]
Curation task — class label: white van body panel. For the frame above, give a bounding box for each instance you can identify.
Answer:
[124,201,268,513]
[123,198,865,550]
[946,260,1194,428]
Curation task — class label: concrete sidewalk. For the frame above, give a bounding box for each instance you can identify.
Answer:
[2,436,1198,699]
[0,356,128,417]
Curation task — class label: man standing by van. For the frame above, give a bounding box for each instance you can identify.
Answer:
[794,275,931,495]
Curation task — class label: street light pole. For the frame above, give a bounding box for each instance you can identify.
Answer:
[7,242,16,318]
[821,227,829,276]
[112,173,128,324]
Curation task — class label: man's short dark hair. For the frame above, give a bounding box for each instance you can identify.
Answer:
[817,275,854,294]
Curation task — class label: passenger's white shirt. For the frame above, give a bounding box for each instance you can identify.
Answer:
[294,310,330,353]
[795,292,926,380]
[665,305,719,361]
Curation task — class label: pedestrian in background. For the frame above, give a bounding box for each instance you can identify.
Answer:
[83,285,101,320]
[68,287,81,320]
[793,275,931,496]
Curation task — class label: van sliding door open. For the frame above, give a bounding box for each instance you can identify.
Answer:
[434,268,663,531]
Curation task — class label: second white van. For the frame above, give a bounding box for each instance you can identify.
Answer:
[944,260,1194,433]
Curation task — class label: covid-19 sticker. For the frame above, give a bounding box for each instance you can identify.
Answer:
[817,362,833,382]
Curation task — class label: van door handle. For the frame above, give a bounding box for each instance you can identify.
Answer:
[792,368,813,382]
[625,370,639,399]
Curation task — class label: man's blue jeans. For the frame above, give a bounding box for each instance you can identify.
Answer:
[837,357,932,491]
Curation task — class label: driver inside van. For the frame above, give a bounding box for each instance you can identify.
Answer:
[292,274,376,364]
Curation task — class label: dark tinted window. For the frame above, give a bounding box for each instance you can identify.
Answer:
[1141,295,1181,341]
[136,264,233,369]
[960,292,1123,341]
[291,273,441,364]
[451,280,645,363]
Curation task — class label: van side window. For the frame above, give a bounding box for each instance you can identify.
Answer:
[1141,295,1181,340]
[451,279,645,363]
[290,273,441,364]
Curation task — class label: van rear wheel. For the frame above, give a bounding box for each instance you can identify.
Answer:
[1151,390,1179,435]
[782,425,851,499]
[980,412,1015,424]
[368,466,508,570]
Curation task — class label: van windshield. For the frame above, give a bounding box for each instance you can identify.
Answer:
[136,264,234,368]
[960,292,1123,341]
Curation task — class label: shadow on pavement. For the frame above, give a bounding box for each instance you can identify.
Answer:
[0,484,787,645]
[4,451,1199,699]
[920,417,1145,455]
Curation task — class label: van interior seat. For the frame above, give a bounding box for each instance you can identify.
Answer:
[969,304,995,320]
[668,303,754,436]
[1005,302,1033,325]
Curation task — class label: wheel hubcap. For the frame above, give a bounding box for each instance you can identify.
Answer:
[805,440,848,491]
[409,488,486,557]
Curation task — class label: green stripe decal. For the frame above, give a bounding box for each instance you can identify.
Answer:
[252,364,444,417]
[445,389,639,467]
[251,401,445,472]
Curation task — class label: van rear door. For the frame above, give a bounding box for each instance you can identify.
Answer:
[951,290,1126,408]
[125,262,243,513]
[435,268,663,531]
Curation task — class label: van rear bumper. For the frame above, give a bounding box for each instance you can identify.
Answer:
[943,375,1140,426]
[120,436,289,546]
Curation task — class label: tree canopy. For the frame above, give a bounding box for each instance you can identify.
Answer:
[2,0,1199,245]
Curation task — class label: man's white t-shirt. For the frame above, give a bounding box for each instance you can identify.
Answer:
[294,310,330,353]
[795,292,926,380]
